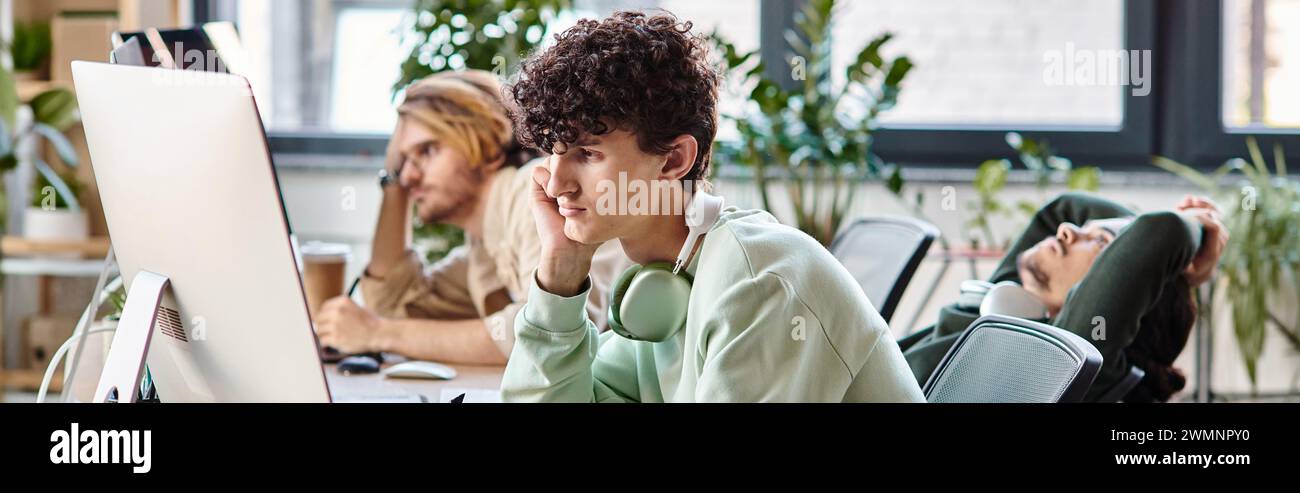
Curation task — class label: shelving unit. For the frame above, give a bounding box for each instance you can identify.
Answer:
[16,79,71,101]
[0,236,113,395]
[0,0,188,395]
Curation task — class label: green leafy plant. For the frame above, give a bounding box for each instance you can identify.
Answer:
[0,92,83,213]
[8,21,53,73]
[0,66,83,233]
[107,285,127,320]
[396,0,570,262]
[0,60,81,285]
[109,286,126,313]
[412,221,466,264]
[713,0,912,246]
[966,132,1100,250]
[1154,138,1300,388]
[31,168,83,210]
[395,0,570,93]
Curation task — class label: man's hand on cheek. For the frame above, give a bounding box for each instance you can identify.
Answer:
[531,164,600,297]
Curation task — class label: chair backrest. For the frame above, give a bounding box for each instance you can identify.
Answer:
[924,315,1102,403]
[1097,365,1146,403]
[829,216,938,323]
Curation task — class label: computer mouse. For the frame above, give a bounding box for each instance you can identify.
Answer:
[381,361,458,380]
[337,354,381,375]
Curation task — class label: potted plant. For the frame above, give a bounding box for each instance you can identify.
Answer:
[1154,138,1300,390]
[0,64,83,245]
[713,0,912,246]
[395,0,571,262]
[25,166,86,242]
[965,132,1100,251]
[7,21,53,81]
[395,0,570,92]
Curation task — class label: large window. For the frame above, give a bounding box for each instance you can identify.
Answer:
[1223,0,1300,129]
[232,0,410,136]
[832,0,1126,128]
[1161,0,1300,169]
[560,0,760,141]
[571,0,758,53]
[862,0,1154,167]
[217,0,757,139]
[195,0,1298,168]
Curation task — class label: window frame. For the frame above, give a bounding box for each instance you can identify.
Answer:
[1159,0,1300,170]
[199,0,781,158]
[198,0,1300,169]
[868,0,1157,169]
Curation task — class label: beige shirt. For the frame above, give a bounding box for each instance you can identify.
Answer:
[360,160,630,357]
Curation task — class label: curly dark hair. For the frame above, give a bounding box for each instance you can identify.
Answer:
[508,10,721,181]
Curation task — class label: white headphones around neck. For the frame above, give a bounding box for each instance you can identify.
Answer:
[960,280,1050,320]
[606,191,724,342]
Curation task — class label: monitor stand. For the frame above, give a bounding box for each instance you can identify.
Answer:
[93,271,170,403]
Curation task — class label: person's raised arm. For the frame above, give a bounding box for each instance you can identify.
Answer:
[500,164,642,402]
[1052,211,1202,399]
[367,141,415,279]
[501,279,643,402]
[1175,196,1229,286]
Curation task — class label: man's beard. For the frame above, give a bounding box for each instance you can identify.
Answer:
[415,167,487,224]
[418,192,476,224]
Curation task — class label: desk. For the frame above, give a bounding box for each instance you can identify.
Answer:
[324,362,505,403]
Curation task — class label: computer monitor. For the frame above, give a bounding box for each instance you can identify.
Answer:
[71,61,330,402]
[110,22,243,72]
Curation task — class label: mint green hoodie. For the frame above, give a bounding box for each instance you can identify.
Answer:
[501,208,925,402]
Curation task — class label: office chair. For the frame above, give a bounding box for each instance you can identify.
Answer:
[830,216,939,323]
[923,315,1102,403]
[1097,365,1146,403]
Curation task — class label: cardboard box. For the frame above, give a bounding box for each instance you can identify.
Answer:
[21,313,80,369]
[118,0,181,31]
[51,14,119,83]
[54,0,121,14]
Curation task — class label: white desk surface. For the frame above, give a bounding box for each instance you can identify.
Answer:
[324,361,505,403]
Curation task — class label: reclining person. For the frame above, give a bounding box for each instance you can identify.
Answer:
[498,11,923,402]
[901,192,1228,402]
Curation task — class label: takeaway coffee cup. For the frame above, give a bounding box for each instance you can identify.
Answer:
[300,241,351,319]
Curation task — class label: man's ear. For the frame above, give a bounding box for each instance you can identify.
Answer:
[659,134,699,181]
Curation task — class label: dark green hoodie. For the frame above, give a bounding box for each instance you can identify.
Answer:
[901,193,1202,401]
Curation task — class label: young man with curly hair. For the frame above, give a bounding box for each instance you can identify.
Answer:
[499,11,924,402]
